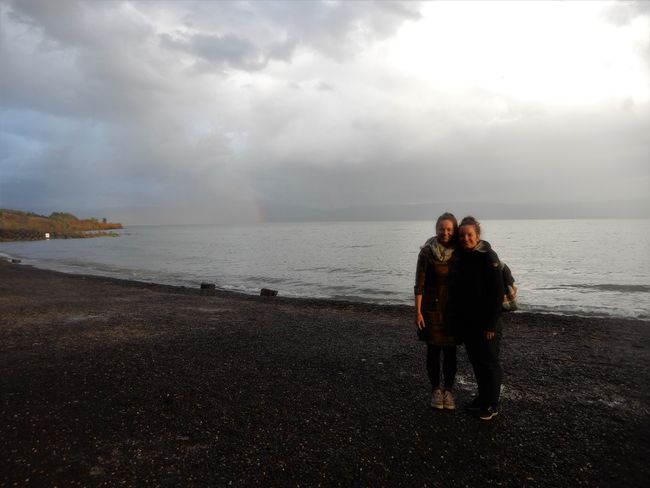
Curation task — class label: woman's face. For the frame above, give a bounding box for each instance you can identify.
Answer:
[436,219,455,245]
[458,224,479,250]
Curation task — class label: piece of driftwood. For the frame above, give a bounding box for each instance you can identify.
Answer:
[260,288,278,297]
[200,283,215,290]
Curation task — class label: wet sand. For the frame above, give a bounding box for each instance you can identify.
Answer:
[1,260,649,487]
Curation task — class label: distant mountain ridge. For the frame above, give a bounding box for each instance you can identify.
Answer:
[257,199,650,222]
[86,199,650,225]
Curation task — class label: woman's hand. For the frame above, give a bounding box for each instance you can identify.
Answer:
[485,330,496,340]
[416,312,425,330]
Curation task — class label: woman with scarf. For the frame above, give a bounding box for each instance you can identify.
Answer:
[456,216,505,421]
[414,212,460,410]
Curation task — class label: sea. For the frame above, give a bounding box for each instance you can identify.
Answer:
[1,219,649,320]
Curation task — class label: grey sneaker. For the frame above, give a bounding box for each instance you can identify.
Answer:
[443,390,455,410]
[431,389,444,409]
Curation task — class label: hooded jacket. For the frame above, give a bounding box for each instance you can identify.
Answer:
[453,240,504,334]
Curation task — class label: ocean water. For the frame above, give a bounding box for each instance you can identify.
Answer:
[1,219,649,320]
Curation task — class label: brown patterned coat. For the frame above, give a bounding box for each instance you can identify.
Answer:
[414,239,460,345]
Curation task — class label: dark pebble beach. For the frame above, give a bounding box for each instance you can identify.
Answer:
[1,260,649,487]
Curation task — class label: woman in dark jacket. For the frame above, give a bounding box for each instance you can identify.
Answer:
[414,212,460,410]
[456,216,504,421]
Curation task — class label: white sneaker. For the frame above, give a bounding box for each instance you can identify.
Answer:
[431,389,444,409]
[443,390,455,410]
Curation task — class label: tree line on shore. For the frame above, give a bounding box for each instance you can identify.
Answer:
[0,209,123,241]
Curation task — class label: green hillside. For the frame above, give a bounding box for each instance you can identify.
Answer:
[0,209,122,241]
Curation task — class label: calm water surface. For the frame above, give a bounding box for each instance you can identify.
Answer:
[2,219,649,319]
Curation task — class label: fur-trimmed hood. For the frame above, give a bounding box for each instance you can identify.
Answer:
[471,240,493,253]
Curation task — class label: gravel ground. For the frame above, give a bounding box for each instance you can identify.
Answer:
[1,260,649,487]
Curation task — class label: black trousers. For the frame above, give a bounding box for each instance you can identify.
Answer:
[426,344,457,390]
[464,326,503,408]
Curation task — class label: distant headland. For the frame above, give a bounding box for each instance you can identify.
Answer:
[0,209,123,242]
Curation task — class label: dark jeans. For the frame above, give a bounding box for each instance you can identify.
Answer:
[464,326,503,408]
[426,344,457,390]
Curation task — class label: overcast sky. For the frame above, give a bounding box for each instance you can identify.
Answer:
[1,0,648,224]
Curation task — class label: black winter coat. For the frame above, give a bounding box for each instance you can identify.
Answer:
[453,240,504,335]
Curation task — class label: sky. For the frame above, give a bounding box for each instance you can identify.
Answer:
[1,0,649,224]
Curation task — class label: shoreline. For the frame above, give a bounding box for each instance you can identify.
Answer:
[0,231,121,242]
[1,260,649,486]
[1,257,647,322]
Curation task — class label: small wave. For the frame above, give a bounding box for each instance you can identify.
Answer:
[328,294,394,304]
[355,287,392,297]
[324,267,349,273]
[242,275,287,285]
[293,267,351,273]
[323,285,356,292]
[292,266,333,272]
[339,268,384,276]
[549,284,650,293]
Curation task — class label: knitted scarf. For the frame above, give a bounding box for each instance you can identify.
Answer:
[423,236,454,263]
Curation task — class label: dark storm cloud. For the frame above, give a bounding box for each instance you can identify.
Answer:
[161,33,270,72]
[2,0,167,122]
[250,0,421,60]
[155,0,422,73]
